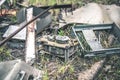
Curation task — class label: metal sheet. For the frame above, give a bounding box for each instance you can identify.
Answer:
[0,5,54,46]
[74,24,112,31]
[3,22,26,40]
[82,30,103,51]
[0,60,43,80]
[32,6,52,34]
[0,60,17,80]
[16,8,26,24]
[3,7,52,40]
[72,23,120,57]
[85,48,120,57]
[16,7,52,34]
[25,7,35,64]
[0,0,6,6]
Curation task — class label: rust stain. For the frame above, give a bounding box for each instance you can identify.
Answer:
[28,22,35,32]
[0,9,17,16]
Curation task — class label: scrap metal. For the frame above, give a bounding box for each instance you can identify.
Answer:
[73,24,112,31]
[85,48,120,57]
[0,4,57,46]
[0,60,43,80]
[3,6,52,40]
[38,35,79,62]
[39,4,75,9]
[72,23,120,57]
[82,30,103,51]
[3,22,26,40]
[25,7,35,64]
[0,0,6,6]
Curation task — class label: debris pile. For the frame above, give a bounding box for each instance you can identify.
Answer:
[72,23,120,57]
[0,60,43,80]
[0,2,120,80]
[38,34,79,62]
[78,60,105,80]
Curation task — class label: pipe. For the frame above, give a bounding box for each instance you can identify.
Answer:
[0,4,57,46]
[38,4,72,9]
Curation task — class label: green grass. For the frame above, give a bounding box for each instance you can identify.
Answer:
[0,47,11,61]
[28,0,78,6]
[29,0,57,5]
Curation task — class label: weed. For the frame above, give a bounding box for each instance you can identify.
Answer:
[58,30,65,36]
[69,65,74,74]
[43,69,49,80]
[10,16,17,23]
[0,46,11,61]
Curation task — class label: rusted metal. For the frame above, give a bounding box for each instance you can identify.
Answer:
[38,35,79,62]
[3,7,52,40]
[37,4,73,9]
[25,7,35,64]
[0,9,17,16]
[0,4,56,46]
[72,23,120,57]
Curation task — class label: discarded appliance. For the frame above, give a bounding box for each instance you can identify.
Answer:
[0,60,43,80]
[3,6,52,40]
[72,23,120,57]
[38,35,79,62]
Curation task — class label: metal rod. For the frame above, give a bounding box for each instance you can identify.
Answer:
[38,4,72,9]
[0,4,57,46]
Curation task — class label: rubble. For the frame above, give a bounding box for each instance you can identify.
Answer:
[78,60,105,80]
[3,23,26,40]
[0,2,120,80]
[38,35,79,62]
[0,60,43,80]
[72,23,120,57]
[3,6,52,40]
[59,3,120,27]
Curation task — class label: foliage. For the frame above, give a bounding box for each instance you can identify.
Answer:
[58,30,65,36]
[28,0,77,5]
[97,55,120,80]
[13,0,119,6]
[29,0,57,5]
[43,67,49,80]
[0,47,11,61]
[10,16,17,23]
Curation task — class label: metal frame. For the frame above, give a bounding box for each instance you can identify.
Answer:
[72,23,120,57]
[74,24,112,31]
